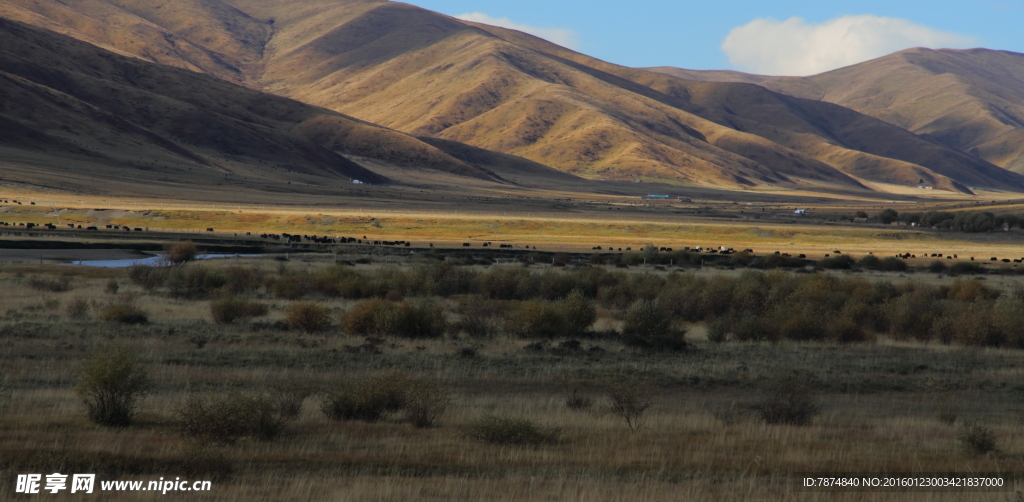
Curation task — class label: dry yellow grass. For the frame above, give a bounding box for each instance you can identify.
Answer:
[3,261,1024,501]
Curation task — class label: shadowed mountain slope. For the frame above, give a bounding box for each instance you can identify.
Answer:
[0,18,580,197]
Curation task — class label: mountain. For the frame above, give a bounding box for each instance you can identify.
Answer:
[0,17,578,197]
[647,48,1024,174]
[4,0,1024,194]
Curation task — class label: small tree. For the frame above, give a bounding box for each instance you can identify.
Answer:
[167,241,198,265]
[878,209,899,224]
[607,381,654,431]
[76,348,151,427]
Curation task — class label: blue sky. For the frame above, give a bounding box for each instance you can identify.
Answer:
[402,0,1024,75]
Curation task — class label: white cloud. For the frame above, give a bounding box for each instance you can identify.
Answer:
[721,15,976,76]
[456,12,579,50]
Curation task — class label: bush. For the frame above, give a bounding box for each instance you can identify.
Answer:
[404,380,450,428]
[210,297,268,324]
[343,299,400,336]
[957,421,998,455]
[104,279,120,294]
[286,302,332,333]
[622,298,671,337]
[455,297,504,338]
[167,241,198,264]
[28,275,71,292]
[99,303,148,324]
[270,273,313,300]
[818,255,855,270]
[128,265,168,291]
[396,299,448,338]
[66,297,90,319]
[166,265,226,299]
[464,415,561,446]
[506,300,567,339]
[76,347,151,427]
[178,392,291,444]
[560,289,596,337]
[321,372,411,422]
[753,371,819,426]
[607,382,654,431]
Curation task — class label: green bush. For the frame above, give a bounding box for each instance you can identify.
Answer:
[210,297,268,324]
[454,297,505,338]
[818,255,855,270]
[269,273,314,300]
[464,415,561,446]
[286,302,332,333]
[76,348,151,427]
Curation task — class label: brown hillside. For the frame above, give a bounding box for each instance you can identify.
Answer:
[5,0,1023,193]
[647,48,1024,174]
[0,17,545,197]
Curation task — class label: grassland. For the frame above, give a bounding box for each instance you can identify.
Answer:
[3,253,1024,501]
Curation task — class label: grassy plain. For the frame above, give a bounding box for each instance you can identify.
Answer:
[2,255,1024,501]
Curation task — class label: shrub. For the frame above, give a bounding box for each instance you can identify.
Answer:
[104,279,120,294]
[818,255,855,270]
[178,392,290,444]
[607,382,654,431]
[753,371,819,426]
[210,297,268,324]
[66,297,90,319]
[343,299,403,336]
[166,265,226,300]
[949,262,985,276]
[286,302,332,333]
[76,347,151,427]
[128,264,168,291]
[621,299,672,344]
[321,372,411,422]
[99,303,148,324]
[455,297,504,338]
[876,257,908,272]
[270,273,312,300]
[560,289,596,337]
[404,379,450,428]
[878,208,899,224]
[223,267,264,295]
[167,241,198,264]
[858,254,880,269]
[957,421,998,455]
[28,275,71,292]
[464,415,561,446]
[928,261,947,274]
[396,299,448,338]
[506,300,567,338]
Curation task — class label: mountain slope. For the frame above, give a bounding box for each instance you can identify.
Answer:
[647,48,1024,173]
[0,17,549,196]
[5,0,1024,193]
